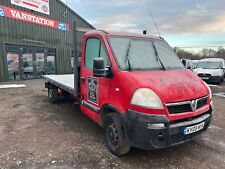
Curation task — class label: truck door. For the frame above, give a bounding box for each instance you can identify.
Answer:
[80,36,110,122]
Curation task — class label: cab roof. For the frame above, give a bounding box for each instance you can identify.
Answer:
[85,30,163,40]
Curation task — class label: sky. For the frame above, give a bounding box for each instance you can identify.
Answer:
[61,0,225,52]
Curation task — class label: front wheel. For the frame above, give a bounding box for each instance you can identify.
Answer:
[104,113,130,156]
[216,76,224,85]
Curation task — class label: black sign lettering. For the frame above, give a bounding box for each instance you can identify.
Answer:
[87,77,98,104]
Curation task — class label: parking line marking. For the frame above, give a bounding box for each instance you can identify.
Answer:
[195,137,225,153]
[214,93,225,98]
[0,84,26,89]
[209,84,219,87]
[208,84,223,88]
[209,125,223,130]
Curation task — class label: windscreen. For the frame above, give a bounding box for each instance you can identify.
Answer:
[197,61,222,69]
[108,37,184,71]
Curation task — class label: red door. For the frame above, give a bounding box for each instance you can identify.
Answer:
[80,36,110,123]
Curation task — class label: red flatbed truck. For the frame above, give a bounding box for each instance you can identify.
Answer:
[43,28,213,156]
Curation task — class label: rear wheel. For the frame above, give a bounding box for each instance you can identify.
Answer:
[104,113,130,156]
[48,85,59,103]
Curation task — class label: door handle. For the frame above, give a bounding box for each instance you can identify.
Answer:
[80,77,85,84]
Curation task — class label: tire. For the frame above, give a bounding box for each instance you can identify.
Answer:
[48,85,59,103]
[216,76,223,85]
[104,113,130,156]
[63,91,70,100]
[216,80,221,85]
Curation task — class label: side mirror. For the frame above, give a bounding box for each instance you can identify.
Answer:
[93,57,106,77]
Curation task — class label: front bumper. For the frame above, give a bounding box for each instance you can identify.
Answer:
[123,107,212,150]
[198,75,222,83]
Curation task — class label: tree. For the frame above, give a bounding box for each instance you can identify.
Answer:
[174,47,225,60]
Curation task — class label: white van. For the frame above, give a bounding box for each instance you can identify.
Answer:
[194,58,225,84]
[181,59,195,70]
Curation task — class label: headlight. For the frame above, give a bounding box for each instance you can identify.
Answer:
[204,82,212,100]
[212,71,222,76]
[193,70,198,75]
[131,88,163,109]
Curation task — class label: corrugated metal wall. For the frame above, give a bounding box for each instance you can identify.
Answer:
[0,0,94,81]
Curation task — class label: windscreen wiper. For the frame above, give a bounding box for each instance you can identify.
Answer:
[152,43,166,71]
[125,41,132,71]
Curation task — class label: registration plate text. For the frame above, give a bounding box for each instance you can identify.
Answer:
[183,122,205,135]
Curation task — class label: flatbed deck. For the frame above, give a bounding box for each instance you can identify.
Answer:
[43,74,75,94]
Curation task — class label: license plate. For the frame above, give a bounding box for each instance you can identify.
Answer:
[183,122,205,135]
[201,77,209,80]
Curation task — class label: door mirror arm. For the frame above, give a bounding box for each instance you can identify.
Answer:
[187,66,191,70]
[105,66,113,78]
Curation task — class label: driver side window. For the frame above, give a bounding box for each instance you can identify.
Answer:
[85,38,109,70]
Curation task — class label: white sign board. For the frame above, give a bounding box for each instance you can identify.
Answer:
[11,0,50,15]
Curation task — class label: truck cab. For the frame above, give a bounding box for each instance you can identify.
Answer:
[44,31,213,156]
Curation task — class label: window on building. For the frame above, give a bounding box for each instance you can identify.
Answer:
[7,52,20,80]
[71,50,74,70]
[6,45,20,80]
[46,48,56,75]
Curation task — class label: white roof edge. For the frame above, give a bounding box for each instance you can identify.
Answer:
[200,58,224,61]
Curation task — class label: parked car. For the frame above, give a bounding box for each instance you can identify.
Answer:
[191,60,199,69]
[193,58,225,84]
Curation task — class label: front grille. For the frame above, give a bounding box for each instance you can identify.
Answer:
[171,129,205,144]
[167,104,192,114]
[170,108,211,125]
[166,96,208,114]
[198,73,211,77]
[196,97,207,109]
[170,108,212,144]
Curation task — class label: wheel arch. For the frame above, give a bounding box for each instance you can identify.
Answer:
[99,104,123,127]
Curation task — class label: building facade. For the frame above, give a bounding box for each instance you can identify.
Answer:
[0,0,94,81]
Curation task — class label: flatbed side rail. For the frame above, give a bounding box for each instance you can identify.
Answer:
[43,75,74,94]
